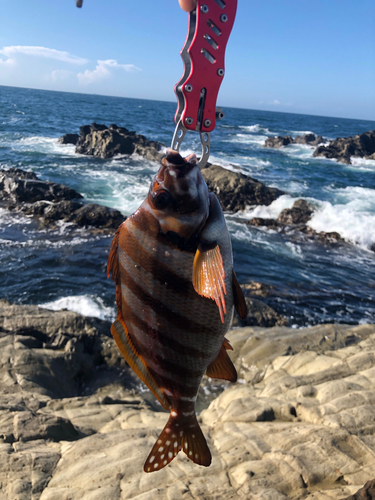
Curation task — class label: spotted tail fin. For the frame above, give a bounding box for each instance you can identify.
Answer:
[144,410,211,473]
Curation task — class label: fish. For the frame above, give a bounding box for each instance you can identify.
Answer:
[107,149,247,472]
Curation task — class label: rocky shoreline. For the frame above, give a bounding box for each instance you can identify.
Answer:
[264,130,375,165]
[1,299,374,499]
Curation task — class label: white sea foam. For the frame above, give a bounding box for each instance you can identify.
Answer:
[238,124,272,134]
[349,157,375,171]
[39,295,116,321]
[308,186,375,250]
[233,133,268,146]
[10,136,78,156]
[237,194,295,221]
[289,130,314,136]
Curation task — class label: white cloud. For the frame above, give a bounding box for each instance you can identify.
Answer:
[50,69,75,81]
[0,46,88,65]
[273,99,281,105]
[77,59,141,85]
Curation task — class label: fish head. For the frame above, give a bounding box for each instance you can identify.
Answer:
[147,149,210,241]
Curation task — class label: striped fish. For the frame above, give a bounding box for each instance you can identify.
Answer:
[107,149,246,472]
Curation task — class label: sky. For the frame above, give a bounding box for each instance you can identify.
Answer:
[0,0,374,121]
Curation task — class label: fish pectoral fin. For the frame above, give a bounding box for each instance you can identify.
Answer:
[144,410,211,473]
[192,245,227,323]
[110,318,171,411]
[206,340,237,383]
[232,269,247,320]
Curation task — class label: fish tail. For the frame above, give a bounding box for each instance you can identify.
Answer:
[144,410,211,473]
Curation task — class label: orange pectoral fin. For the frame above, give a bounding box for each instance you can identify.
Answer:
[206,340,237,383]
[192,246,227,323]
[111,318,171,411]
[232,270,247,320]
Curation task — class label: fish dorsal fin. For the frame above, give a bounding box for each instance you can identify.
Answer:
[206,339,237,383]
[192,246,227,323]
[111,318,171,411]
[232,270,247,320]
[144,409,211,472]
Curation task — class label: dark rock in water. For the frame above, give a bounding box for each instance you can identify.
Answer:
[201,163,285,212]
[277,199,314,224]
[264,133,326,149]
[232,296,287,328]
[0,167,39,180]
[21,200,83,221]
[70,122,164,161]
[293,133,326,146]
[58,133,79,145]
[0,168,83,203]
[343,479,375,500]
[65,203,124,230]
[248,217,283,231]
[1,168,124,232]
[313,130,375,164]
[264,136,294,148]
[247,199,346,247]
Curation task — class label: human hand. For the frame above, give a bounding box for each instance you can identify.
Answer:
[178,0,197,12]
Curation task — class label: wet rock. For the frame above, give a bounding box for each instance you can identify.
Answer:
[232,297,288,328]
[264,135,294,148]
[201,163,285,211]
[247,199,345,247]
[247,216,283,230]
[1,168,125,232]
[240,281,274,298]
[0,169,82,204]
[71,122,164,161]
[63,203,124,230]
[277,199,315,224]
[293,133,326,145]
[313,130,375,164]
[58,133,79,145]
[264,133,326,149]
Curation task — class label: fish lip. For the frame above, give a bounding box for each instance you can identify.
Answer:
[162,150,197,176]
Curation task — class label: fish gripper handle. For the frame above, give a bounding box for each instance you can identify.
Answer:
[174,0,238,134]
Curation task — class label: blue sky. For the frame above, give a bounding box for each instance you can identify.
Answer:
[1,0,374,120]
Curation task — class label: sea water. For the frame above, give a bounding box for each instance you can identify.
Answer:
[1,85,374,326]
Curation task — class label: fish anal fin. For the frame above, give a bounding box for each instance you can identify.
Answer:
[223,337,233,351]
[206,341,237,383]
[193,246,227,323]
[144,411,211,473]
[111,318,171,411]
[232,270,247,320]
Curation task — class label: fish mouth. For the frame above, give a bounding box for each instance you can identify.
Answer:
[162,149,197,174]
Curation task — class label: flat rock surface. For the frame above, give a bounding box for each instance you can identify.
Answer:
[1,300,375,499]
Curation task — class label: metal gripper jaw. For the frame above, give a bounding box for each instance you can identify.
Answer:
[171,0,237,168]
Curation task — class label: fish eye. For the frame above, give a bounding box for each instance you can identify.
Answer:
[152,189,171,210]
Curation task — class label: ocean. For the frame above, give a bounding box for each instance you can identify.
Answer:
[1,85,374,327]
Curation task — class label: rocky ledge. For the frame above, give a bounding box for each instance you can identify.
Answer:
[59,123,165,161]
[248,198,345,247]
[1,299,374,499]
[0,168,124,232]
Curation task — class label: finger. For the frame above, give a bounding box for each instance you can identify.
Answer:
[179,0,197,12]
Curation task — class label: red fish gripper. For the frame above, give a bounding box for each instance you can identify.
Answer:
[172,0,237,168]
